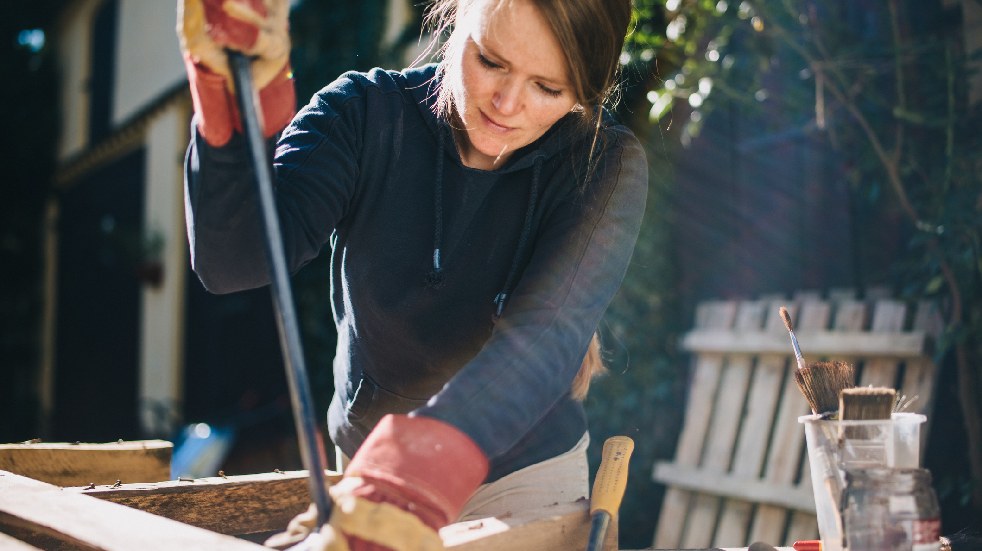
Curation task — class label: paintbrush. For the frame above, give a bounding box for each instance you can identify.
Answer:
[838,386,897,468]
[840,386,896,422]
[780,306,855,416]
[795,360,856,417]
[780,306,807,371]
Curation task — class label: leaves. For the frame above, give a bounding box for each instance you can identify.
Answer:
[619,0,982,530]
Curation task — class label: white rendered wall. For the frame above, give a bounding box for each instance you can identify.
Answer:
[113,0,187,126]
[138,101,190,437]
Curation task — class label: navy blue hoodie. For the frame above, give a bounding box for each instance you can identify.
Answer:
[184,64,647,481]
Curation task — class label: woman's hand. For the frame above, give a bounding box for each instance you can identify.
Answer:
[178,0,290,89]
[265,415,488,551]
[176,0,295,146]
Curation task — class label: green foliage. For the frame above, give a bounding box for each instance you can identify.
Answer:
[617,0,982,532]
[289,0,388,101]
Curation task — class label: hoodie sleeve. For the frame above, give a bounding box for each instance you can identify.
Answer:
[415,126,648,461]
[184,73,368,294]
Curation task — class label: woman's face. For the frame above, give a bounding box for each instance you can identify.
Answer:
[450,0,578,170]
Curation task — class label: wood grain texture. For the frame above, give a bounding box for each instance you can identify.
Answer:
[859,300,908,388]
[900,300,943,460]
[66,469,340,535]
[681,301,765,549]
[652,462,815,513]
[681,330,927,359]
[0,470,265,550]
[442,500,615,550]
[5,469,608,551]
[652,301,737,549]
[0,440,171,487]
[713,300,795,546]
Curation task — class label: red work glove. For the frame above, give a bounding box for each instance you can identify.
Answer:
[265,415,489,551]
[176,0,296,146]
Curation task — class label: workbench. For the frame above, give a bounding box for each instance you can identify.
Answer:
[0,448,617,550]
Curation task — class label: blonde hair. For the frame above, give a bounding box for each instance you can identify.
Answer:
[572,332,606,400]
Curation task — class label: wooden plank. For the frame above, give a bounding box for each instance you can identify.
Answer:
[0,440,171,486]
[749,300,830,544]
[65,469,341,536]
[442,500,614,551]
[652,301,738,549]
[680,330,927,359]
[831,300,867,333]
[899,301,942,464]
[900,300,942,416]
[0,470,265,550]
[651,462,815,514]
[859,300,907,388]
[713,299,795,546]
[7,468,605,551]
[680,301,765,549]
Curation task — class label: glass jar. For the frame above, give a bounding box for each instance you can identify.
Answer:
[842,468,941,551]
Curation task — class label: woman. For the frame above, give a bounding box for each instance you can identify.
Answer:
[177,0,645,548]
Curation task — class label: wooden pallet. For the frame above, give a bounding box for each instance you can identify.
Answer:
[0,442,616,550]
[651,291,941,548]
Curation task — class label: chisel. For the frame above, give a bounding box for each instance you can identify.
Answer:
[227,50,333,527]
[587,436,634,551]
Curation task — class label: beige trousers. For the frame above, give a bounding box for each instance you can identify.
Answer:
[457,432,590,521]
[334,432,590,522]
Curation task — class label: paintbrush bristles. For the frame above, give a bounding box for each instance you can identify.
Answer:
[779,306,807,371]
[779,306,794,333]
[840,387,896,421]
[794,360,856,415]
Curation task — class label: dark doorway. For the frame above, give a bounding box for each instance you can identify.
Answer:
[51,147,145,441]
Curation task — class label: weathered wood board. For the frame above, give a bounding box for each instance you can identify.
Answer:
[652,293,941,548]
[0,440,171,486]
[67,469,335,536]
[2,469,614,550]
[0,470,264,550]
[442,500,615,550]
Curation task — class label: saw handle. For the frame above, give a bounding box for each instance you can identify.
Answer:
[590,436,634,515]
[586,436,634,551]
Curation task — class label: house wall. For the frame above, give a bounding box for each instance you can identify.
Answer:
[113,0,187,126]
[48,0,419,441]
[49,0,191,439]
[139,102,191,437]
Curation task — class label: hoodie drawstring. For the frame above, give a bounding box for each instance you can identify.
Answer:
[424,131,446,289]
[493,156,542,320]
[425,129,544,322]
